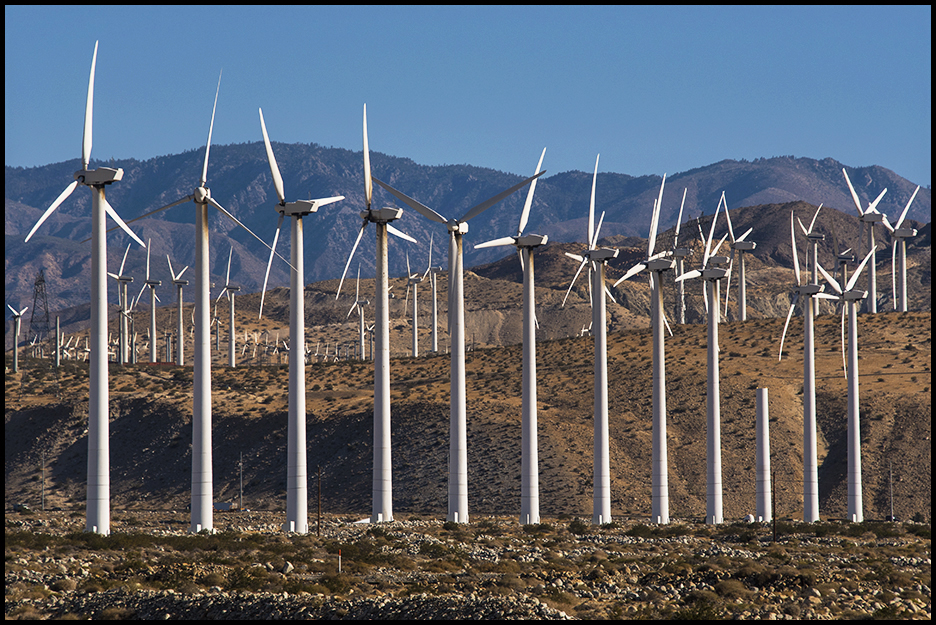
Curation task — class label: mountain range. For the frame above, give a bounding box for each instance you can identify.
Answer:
[4,148,931,318]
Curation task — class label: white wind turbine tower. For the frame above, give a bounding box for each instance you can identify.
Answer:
[676,195,734,524]
[135,240,162,363]
[8,305,28,373]
[402,251,425,357]
[816,246,877,522]
[256,106,344,533]
[371,150,545,524]
[335,104,417,523]
[476,150,547,525]
[23,41,145,536]
[107,73,284,533]
[613,174,676,524]
[778,209,839,523]
[560,155,620,524]
[842,168,889,313]
[889,186,920,312]
[722,198,756,321]
[216,246,241,368]
[106,243,134,364]
[167,255,189,365]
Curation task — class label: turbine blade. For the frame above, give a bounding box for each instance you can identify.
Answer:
[588,154,599,249]
[673,188,687,247]
[259,108,286,204]
[842,168,864,216]
[736,226,753,243]
[846,245,877,292]
[613,262,646,287]
[474,236,516,249]
[387,223,417,244]
[723,253,733,317]
[662,308,673,337]
[225,245,233,286]
[564,252,584,262]
[867,188,887,213]
[461,170,546,224]
[604,284,617,305]
[517,147,546,236]
[145,239,152,279]
[807,203,823,235]
[791,210,801,286]
[879,213,894,234]
[891,240,897,309]
[363,104,372,210]
[816,261,842,295]
[561,258,588,307]
[166,254,175,280]
[590,211,606,250]
[895,185,920,229]
[778,295,799,361]
[85,194,194,243]
[309,196,345,210]
[648,173,666,257]
[797,216,809,237]
[841,305,847,379]
[102,197,146,247]
[372,177,447,223]
[336,220,368,299]
[24,181,79,243]
[206,197,294,271]
[201,71,222,187]
[673,268,701,283]
[82,41,98,170]
[724,195,736,242]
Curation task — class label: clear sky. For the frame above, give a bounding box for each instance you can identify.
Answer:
[4,5,931,187]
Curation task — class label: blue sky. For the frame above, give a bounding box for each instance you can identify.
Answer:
[5,5,931,187]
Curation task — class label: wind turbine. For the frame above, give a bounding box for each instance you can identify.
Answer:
[23,41,145,536]
[676,194,733,524]
[613,174,675,524]
[560,155,619,524]
[795,204,825,316]
[135,240,162,363]
[476,150,547,525]
[106,243,134,364]
[842,168,889,313]
[816,246,876,522]
[215,245,240,368]
[167,255,189,365]
[721,198,756,321]
[346,265,370,361]
[402,251,427,357]
[335,104,417,523]
[425,234,444,353]
[370,149,545,525]
[256,107,344,533]
[671,189,692,325]
[8,305,28,373]
[100,72,285,533]
[777,209,839,522]
[890,186,920,312]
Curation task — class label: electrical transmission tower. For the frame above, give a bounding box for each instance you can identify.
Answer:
[23,269,61,399]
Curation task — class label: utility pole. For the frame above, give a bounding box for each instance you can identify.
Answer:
[317,465,322,537]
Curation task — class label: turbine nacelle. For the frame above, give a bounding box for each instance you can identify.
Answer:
[447,220,469,234]
[280,200,321,216]
[672,247,693,258]
[844,289,868,301]
[586,248,619,262]
[361,207,403,223]
[893,227,918,239]
[193,186,211,204]
[860,212,884,223]
[172,279,189,287]
[74,167,123,186]
[646,257,675,272]
[806,232,825,243]
[732,241,756,252]
[795,283,825,296]
[515,234,548,248]
[145,280,162,288]
[701,267,728,281]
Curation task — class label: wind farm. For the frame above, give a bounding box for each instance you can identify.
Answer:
[4,6,930,620]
